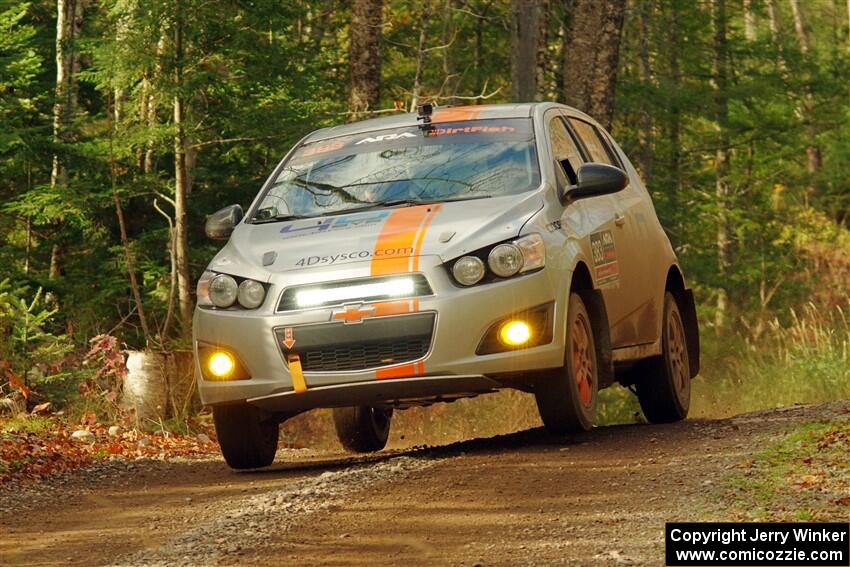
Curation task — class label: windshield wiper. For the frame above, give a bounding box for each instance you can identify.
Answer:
[319,195,493,217]
[251,195,493,223]
[250,213,310,224]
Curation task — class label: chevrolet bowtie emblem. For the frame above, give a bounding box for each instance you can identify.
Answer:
[332,304,375,324]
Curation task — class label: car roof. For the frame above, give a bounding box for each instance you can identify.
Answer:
[302,102,598,144]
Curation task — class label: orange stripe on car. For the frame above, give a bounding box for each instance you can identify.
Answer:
[376,363,418,380]
[432,107,482,123]
[370,206,431,276]
[369,205,441,379]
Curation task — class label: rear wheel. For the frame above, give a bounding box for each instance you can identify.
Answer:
[333,406,392,452]
[635,292,691,423]
[213,404,279,469]
[535,292,598,434]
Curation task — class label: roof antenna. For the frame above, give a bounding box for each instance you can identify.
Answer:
[417,102,434,133]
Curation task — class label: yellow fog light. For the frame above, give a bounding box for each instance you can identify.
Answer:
[208,351,235,378]
[499,320,531,346]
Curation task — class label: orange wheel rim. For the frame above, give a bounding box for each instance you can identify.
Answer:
[667,309,689,397]
[571,314,594,408]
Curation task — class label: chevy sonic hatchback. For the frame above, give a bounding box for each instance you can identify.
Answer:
[195,102,700,469]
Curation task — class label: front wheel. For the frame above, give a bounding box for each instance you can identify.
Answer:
[213,404,279,469]
[535,292,599,434]
[635,292,691,423]
[333,406,392,453]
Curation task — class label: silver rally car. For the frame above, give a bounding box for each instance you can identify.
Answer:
[195,102,700,469]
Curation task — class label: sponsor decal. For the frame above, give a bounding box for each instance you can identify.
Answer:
[301,140,344,157]
[355,132,417,144]
[427,125,516,136]
[590,230,619,287]
[295,246,414,267]
[279,211,390,239]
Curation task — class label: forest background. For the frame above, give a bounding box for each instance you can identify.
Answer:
[1,0,849,439]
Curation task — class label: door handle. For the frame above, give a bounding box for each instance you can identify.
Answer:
[614,213,626,227]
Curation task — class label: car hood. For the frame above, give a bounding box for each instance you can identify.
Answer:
[208,192,544,279]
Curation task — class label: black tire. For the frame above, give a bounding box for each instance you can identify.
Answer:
[535,292,599,434]
[213,404,279,469]
[636,292,691,423]
[333,406,392,452]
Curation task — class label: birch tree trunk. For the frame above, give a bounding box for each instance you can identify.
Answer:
[711,0,730,333]
[49,0,84,302]
[788,0,821,198]
[173,3,193,335]
[511,0,542,102]
[51,0,76,190]
[348,0,383,117]
[743,0,756,41]
[562,0,626,130]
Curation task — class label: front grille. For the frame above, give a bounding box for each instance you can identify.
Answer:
[300,337,430,372]
[276,312,435,372]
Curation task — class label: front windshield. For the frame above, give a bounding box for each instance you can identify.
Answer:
[252,118,540,220]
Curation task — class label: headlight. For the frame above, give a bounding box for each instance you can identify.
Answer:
[196,271,215,307]
[209,274,238,308]
[237,279,266,309]
[488,244,523,278]
[516,233,545,272]
[452,256,485,286]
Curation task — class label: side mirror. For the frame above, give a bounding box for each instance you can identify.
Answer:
[558,163,628,205]
[205,204,243,240]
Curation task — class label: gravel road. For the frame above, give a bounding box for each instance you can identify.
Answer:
[1,401,847,566]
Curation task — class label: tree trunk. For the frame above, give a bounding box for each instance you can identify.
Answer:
[535,0,550,101]
[636,0,653,182]
[711,0,730,333]
[49,0,83,297]
[743,0,756,41]
[110,94,152,347]
[348,0,383,117]
[511,0,542,102]
[173,3,193,336]
[562,0,626,130]
[410,0,431,111]
[788,0,821,198]
[51,0,75,190]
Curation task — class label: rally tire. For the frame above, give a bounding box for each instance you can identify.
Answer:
[535,292,599,434]
[636,292,691,423]
[213,404,279,469]
[333,406,392,453]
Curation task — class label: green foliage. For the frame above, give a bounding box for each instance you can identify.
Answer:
[0,0,847,418]
[0,280,80,401]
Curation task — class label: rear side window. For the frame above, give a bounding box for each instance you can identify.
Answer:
[548,117,583,184]
[568,118,617,166]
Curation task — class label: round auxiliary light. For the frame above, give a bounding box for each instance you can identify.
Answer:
[209,274,238,308]
[452,256,485,286]
[499,320,532,346]
[208,351,235,378]
[237,279,266,309]
[488,244,523,278]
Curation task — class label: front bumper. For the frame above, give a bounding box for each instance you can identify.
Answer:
[193,255,566,411]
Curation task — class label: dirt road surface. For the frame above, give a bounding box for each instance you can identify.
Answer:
[1,401,848,566]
